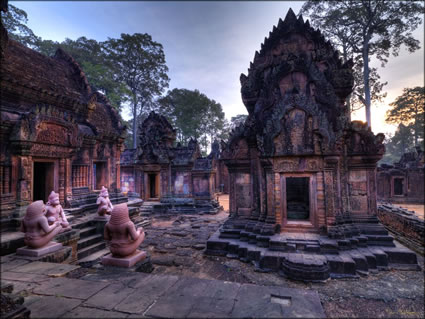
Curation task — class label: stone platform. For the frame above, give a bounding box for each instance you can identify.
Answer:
[0,259,325,318]
[206,216,421,281]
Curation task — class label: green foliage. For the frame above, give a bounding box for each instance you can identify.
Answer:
[386,86,424,147]
[229,114,248,130]
[36,37,131,111]
[381,124,416,164]
[2,5,171,146]
[104,33,169,149]
[0,4,38,48]
[301,0,424,128]
[157,89,226,155]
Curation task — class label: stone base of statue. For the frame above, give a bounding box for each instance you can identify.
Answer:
[101,250,147,268]
[16,242,63,257]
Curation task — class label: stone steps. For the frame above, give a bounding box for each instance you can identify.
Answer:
[77,241,106,260]
[79,226,97,238]
[77,247,110,266]
[205,229,420,281]
[77,234,103,250]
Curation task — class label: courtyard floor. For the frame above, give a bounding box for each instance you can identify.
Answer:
[1,205,424,318]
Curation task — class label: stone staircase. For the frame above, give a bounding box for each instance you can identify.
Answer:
[75,202,149,265]
[65,187,128,217]
[206,214,421,282]
[71,217,106,262]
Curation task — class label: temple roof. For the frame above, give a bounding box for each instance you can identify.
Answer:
[0,21,125,139]
[1,40,92,106]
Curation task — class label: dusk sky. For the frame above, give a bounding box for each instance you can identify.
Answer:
[13,1,424,135]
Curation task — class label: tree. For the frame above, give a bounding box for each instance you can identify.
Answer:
[104,33,169,149]
[386,86,424,147]
[229,114,248,130]
[35,37,130,111]
[301,1,424,129]
[157,89,226,154]
[0,4,38,48]
[381,124,415,164]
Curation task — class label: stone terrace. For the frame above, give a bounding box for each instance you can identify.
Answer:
[1,207,424,318]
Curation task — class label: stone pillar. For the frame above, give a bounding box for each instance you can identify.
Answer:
[229,171,236,215]
[323,157,339,226]
[65,158,72,204]
[367,168,378,215]
[264,168,276,224]
[59,158,65,203]
[17,156,32,206]
[249,147,260,220]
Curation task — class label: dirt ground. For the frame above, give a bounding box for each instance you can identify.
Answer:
[141,207,424,319]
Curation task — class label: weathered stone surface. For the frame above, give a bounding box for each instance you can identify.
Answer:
[65,306,126,318]
[115,275,179,313]
[11,261,79,277]
[1,271,50,283]
[33,277,109,300]
[84,283,135,310]
[231,284,325,318]
[151,255,175,266]
[23,295,81,318]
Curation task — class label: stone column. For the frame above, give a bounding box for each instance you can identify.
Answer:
[65,158,72,204]
[249,147,260,220]
[229,170,236,215]
[264,168,276,224]
[59,158,65,203]
[323,157,339,226]
[367,168,378,215]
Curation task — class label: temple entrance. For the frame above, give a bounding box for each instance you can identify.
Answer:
[33,162,54,202]
[393,177,404,196]
[148,173,160,199]
[281,174,316,232]
[93,162,107,190]
[286,177,310,220]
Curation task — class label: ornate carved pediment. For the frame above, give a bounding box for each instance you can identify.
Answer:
[238,9,354,158]
[137,111,176,164]
[9,104,79,156]
[35,122,76,147]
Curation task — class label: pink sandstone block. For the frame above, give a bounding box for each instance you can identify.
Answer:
[16,242,63,257]
[101,250,147,268]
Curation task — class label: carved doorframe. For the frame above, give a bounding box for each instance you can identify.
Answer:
[32,158,59,202]
[280,172,317,229]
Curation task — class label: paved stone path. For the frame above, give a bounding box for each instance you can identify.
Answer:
[0,259,325,318]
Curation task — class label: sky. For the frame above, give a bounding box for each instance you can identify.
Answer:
[12,1,424,136]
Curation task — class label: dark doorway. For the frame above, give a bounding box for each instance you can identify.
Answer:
[33,162,54,202]
[93,162,106,190]
[286,177,310,220]
[148,173,158,199]
[394,178,404,196]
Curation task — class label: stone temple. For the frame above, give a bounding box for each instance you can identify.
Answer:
[0,21,127,234]
[120,112,225,214]
[206,9,420,281]
[377,147,424,205]
[0,1,421,294]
